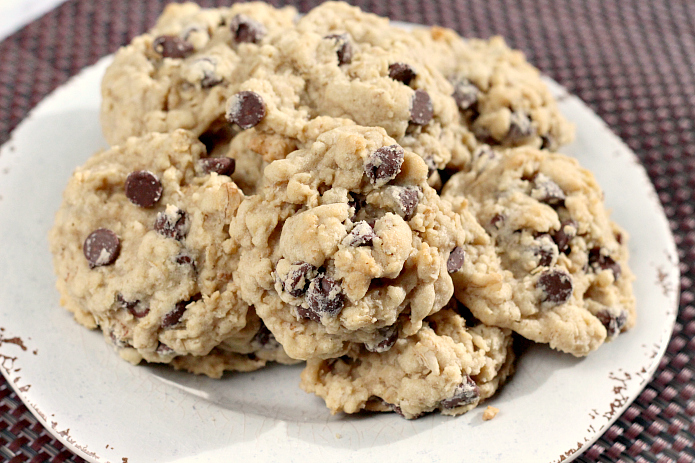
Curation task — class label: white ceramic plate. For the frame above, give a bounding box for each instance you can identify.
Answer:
[0,51,679,462]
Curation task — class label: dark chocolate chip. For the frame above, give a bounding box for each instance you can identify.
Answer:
[153,35,194,59]
[116,294,150,318]
[531,175,566,206]
[251,322,281,350]
[346,221,376,247]
[424,156,437,179]
[83,228,121,268]
[447,246,466,273]
[199,157,236,176]
[300,275,344,322]
[364,145,404,185]
[394,186,420,219]
[596,309,628,338]
[125,170,163,208]
[534,234,556,267]
[452,79,479,111]
[162,293,201,328]
[507,111,534,141]
[156,342,174,354]
[325,33,352,65]
[230,14,266,44]
[388,62,416,85]
[553,220,578,253]
[537,269,573,305]
[175,252,195,269]
[283,262,316,297]
[410,89,433,125]
[490,213,505,230]
[440,376,480,409]
[226,91,266,129]
[364,325,399,353]
[154,207,189,241]
[589,248,622,279]
[193,57,223,88]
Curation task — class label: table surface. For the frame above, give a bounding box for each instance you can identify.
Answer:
[1,1,694,462]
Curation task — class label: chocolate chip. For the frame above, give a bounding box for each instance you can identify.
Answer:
[410,89,433,125]
[531,174,566,206]
[300,275,344,322]
[230,14,266,44]
[447,246,466,273]
[283,262,316,297]
[156,343,174,354]
[490,213,505,231]
[348,193,366,220]
[192,57,223,88]
[153,35,194,59]
[325,33,352,65]
[199,157,235,176]
[125,170,163,208]
[364,325,399,353]
[116,294,149,318]
[251,323,281,350]
[346,221,376,247]
[154,207,189,241]
[83,228,120,268]
[175,252,195,269]
[162,293,201,328]
[535,234,556,267]
[440,376,480,409]
[424,156,437,179]
[388,62,416,85]
[452,79,479,111]
[589,248,622,279]
[553,220,578,253]
[537,269,573,305]
[226,91,266,129]
[507,111,534,141]
[364,145,404,185]
[596,309,628,338]
[391,186,420,219]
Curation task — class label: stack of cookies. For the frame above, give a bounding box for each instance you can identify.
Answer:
[49,1,635,420]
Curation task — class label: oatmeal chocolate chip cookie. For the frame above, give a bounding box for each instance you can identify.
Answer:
[442,147,635,356]
[413,27,575,168]
[229,125,498,360]
[49,129,291,368]
[100,2,297,146]
[300,307,514,419]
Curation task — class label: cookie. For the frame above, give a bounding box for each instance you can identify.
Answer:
[441,147,636,356]
[300,307,514,419]
[49,129,292,368]
[229,124,499,360]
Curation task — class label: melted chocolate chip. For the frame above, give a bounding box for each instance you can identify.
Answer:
[410,89,433,125]
[153,35,194,59]
[154,207,189,241]
[83,228,121,268]
[116,294,150,318]
[537,269,573,305]
[589,248,622,279]
[325,33,352,65]
[553,220,578,253]
[300,275,344,322]
[226,91,266,129]
[283,262,316,297]
[364,145,404,185]
[346,221,376,247]
[199,157,236,176]
[440,376,480,409]
[162,293,201,328]
[388,62,416,85]
[452,79,479,111]
[507,111,534,141]
[531,175,566,206]
[125,170,163,208]
[447,246,466,273]
[596,309,628,338]
[364,325,399,353]
[230,14,267,44]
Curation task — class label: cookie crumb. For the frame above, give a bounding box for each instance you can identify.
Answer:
[335,433,342,439]
[482,405,499,421]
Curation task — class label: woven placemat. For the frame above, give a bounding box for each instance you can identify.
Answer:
[1,1,694,462]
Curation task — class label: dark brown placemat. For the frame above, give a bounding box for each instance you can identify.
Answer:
[1,1,693,462]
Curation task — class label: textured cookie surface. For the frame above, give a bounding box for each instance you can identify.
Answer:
[49,129,292,369]
[300,307,514,419]
[442,147,635,356]
[230,124,502,360]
